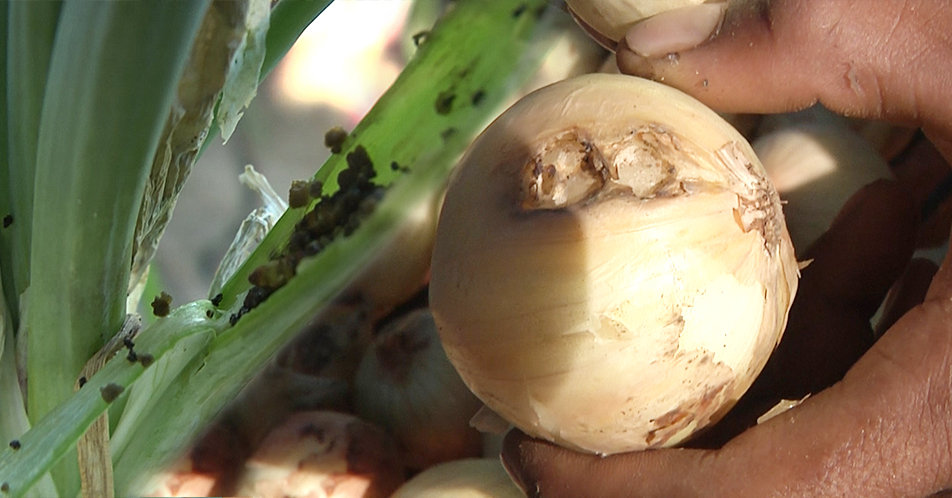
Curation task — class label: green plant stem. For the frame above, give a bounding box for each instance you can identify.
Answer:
[0,1,12,323]
[218,0,552,306]
[1,1,61,329]
[24,2,210,495]
[0,1,553,495]
[0,302,219,498]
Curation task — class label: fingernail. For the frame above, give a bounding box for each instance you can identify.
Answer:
[625,2,728,58]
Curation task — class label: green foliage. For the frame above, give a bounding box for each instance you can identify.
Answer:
[0,0,553,495]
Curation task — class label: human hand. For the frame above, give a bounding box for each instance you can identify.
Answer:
[501,1,952,496]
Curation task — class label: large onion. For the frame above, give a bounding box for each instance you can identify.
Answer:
[429,73,798,454]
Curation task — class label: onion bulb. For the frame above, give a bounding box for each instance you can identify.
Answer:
[565,0,707,48]
[753,121,893,253]
[353,309,483,470]
[235,411,404,498]
[429,73,799,454]
[391,458,523,498]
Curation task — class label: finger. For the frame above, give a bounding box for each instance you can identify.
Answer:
[797,179,918,314]
[924,236,952,302]
[503,298,952,497]
[889,134,952,248]
[766,180,917,392]
[616,0,952,140]
[689,180,918,447]
[874,258,938,337]
[657,178,918,451]
[501,429,716,498]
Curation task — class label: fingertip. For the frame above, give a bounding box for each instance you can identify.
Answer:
[800,179,918,314]
[499,430,535,496]
[875,258,938,337]
[623,2,728,58]
[615,0,949,129]
[615,1,787,110]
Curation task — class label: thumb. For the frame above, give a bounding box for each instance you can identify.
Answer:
[616,0,952,141]
[500,429,718,497]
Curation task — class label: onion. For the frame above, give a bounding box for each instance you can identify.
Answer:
[565,0,708,48]
[391,458,523,498]
[753,120,893,253]
[353,309,483,470]
[235,411,404,498]
[429,74,798,454]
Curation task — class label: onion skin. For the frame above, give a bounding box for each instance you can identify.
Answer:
[391,458,523,498]
[430,74,798,455]
[235,411,404,498]
[353,309,483,471]
[565,0,706,46]
[754,121,893,254]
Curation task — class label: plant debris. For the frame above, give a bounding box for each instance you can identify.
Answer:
[100,383,125,403]
[412,30,428,47]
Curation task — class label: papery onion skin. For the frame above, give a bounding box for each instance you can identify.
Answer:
[430,74,799,455]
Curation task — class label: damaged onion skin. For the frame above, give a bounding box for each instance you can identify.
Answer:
[429,74,799,455]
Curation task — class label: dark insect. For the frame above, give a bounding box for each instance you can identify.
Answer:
[151,291,173,317]
[8,440,20,450]
[308,179,324,199]
[78,376,88,388]
[100,383,124,403]
[324,126,348,154]
[210,293,223,307]
[2,215,12,228]
[126,350,138,362]
[288,180,312,209]
[122,337,135,349]
[343,146,374,183]
[248,260,294,290]
[138,353,155,368]
[205,309,214,319]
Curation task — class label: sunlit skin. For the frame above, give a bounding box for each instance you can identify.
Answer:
[501,0,952,495]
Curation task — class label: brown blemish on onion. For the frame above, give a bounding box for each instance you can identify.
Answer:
[645,380,732,448]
